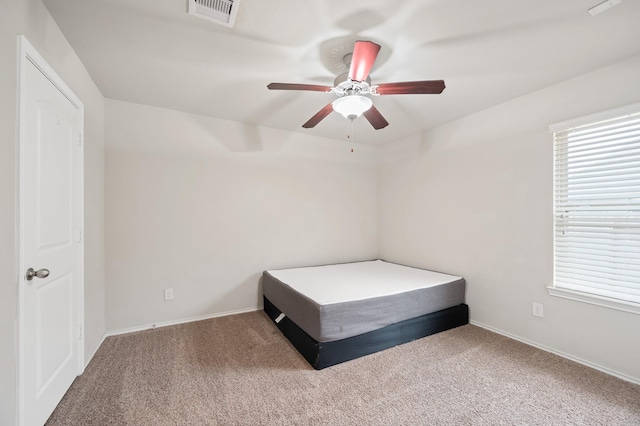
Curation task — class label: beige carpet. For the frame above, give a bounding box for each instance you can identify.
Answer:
[47,311,640,425]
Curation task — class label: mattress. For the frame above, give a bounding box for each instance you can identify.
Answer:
[262,260,465,342]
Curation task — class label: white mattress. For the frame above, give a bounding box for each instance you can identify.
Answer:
[267,260,462,305]
[263,260,466,342]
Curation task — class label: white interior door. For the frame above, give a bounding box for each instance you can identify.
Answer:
[18,37,84,426]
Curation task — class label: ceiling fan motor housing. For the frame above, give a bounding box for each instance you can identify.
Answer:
[333,73,373,97]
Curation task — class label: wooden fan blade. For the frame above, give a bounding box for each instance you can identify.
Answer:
[363,105,389,130]
[348,41,381,82]
[302,103,334,128]
[375,80,446,95]
[267,83,332,92]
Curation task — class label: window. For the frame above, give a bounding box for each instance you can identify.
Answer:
[550,103,640,314]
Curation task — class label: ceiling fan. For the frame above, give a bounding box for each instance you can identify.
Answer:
[267,40,446,130]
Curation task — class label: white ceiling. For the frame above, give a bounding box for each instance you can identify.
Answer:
[43,0,640,146]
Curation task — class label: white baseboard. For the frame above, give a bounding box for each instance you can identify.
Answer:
[84,333,107,369]
[105,307,260,337]
[470,320,640,386]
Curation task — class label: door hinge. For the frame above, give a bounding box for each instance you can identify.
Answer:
[78,324,83,340]
[78,132,83,146]
[77,229,83,243]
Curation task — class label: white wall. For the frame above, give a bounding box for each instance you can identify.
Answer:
[2,7,637,425]
[379,54,640,382]
[0,1,105,424]
[105,100,378,332]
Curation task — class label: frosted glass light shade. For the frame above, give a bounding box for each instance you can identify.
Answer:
[332,95,373,119]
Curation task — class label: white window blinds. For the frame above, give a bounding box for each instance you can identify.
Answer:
[553,108,640,305]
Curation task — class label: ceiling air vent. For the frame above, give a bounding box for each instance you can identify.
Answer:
[188,0,238,27]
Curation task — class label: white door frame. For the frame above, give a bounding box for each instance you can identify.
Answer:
[16,35,85,425]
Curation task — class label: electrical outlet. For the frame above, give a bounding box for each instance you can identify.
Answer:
[532,302,544,318]
[164,288,174,301]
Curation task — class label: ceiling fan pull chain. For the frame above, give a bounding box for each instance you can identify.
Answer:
[347,117,354,142]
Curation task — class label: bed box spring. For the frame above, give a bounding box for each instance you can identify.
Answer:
[264,296,469,370]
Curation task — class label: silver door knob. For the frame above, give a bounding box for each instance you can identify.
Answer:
[26,268,50,281]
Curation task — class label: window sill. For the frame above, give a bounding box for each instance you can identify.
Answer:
[547,286,640,315]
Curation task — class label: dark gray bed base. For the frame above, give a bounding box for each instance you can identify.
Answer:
[264,296,469,370]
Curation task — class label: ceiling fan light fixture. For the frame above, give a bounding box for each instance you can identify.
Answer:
[332,95,373,119]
